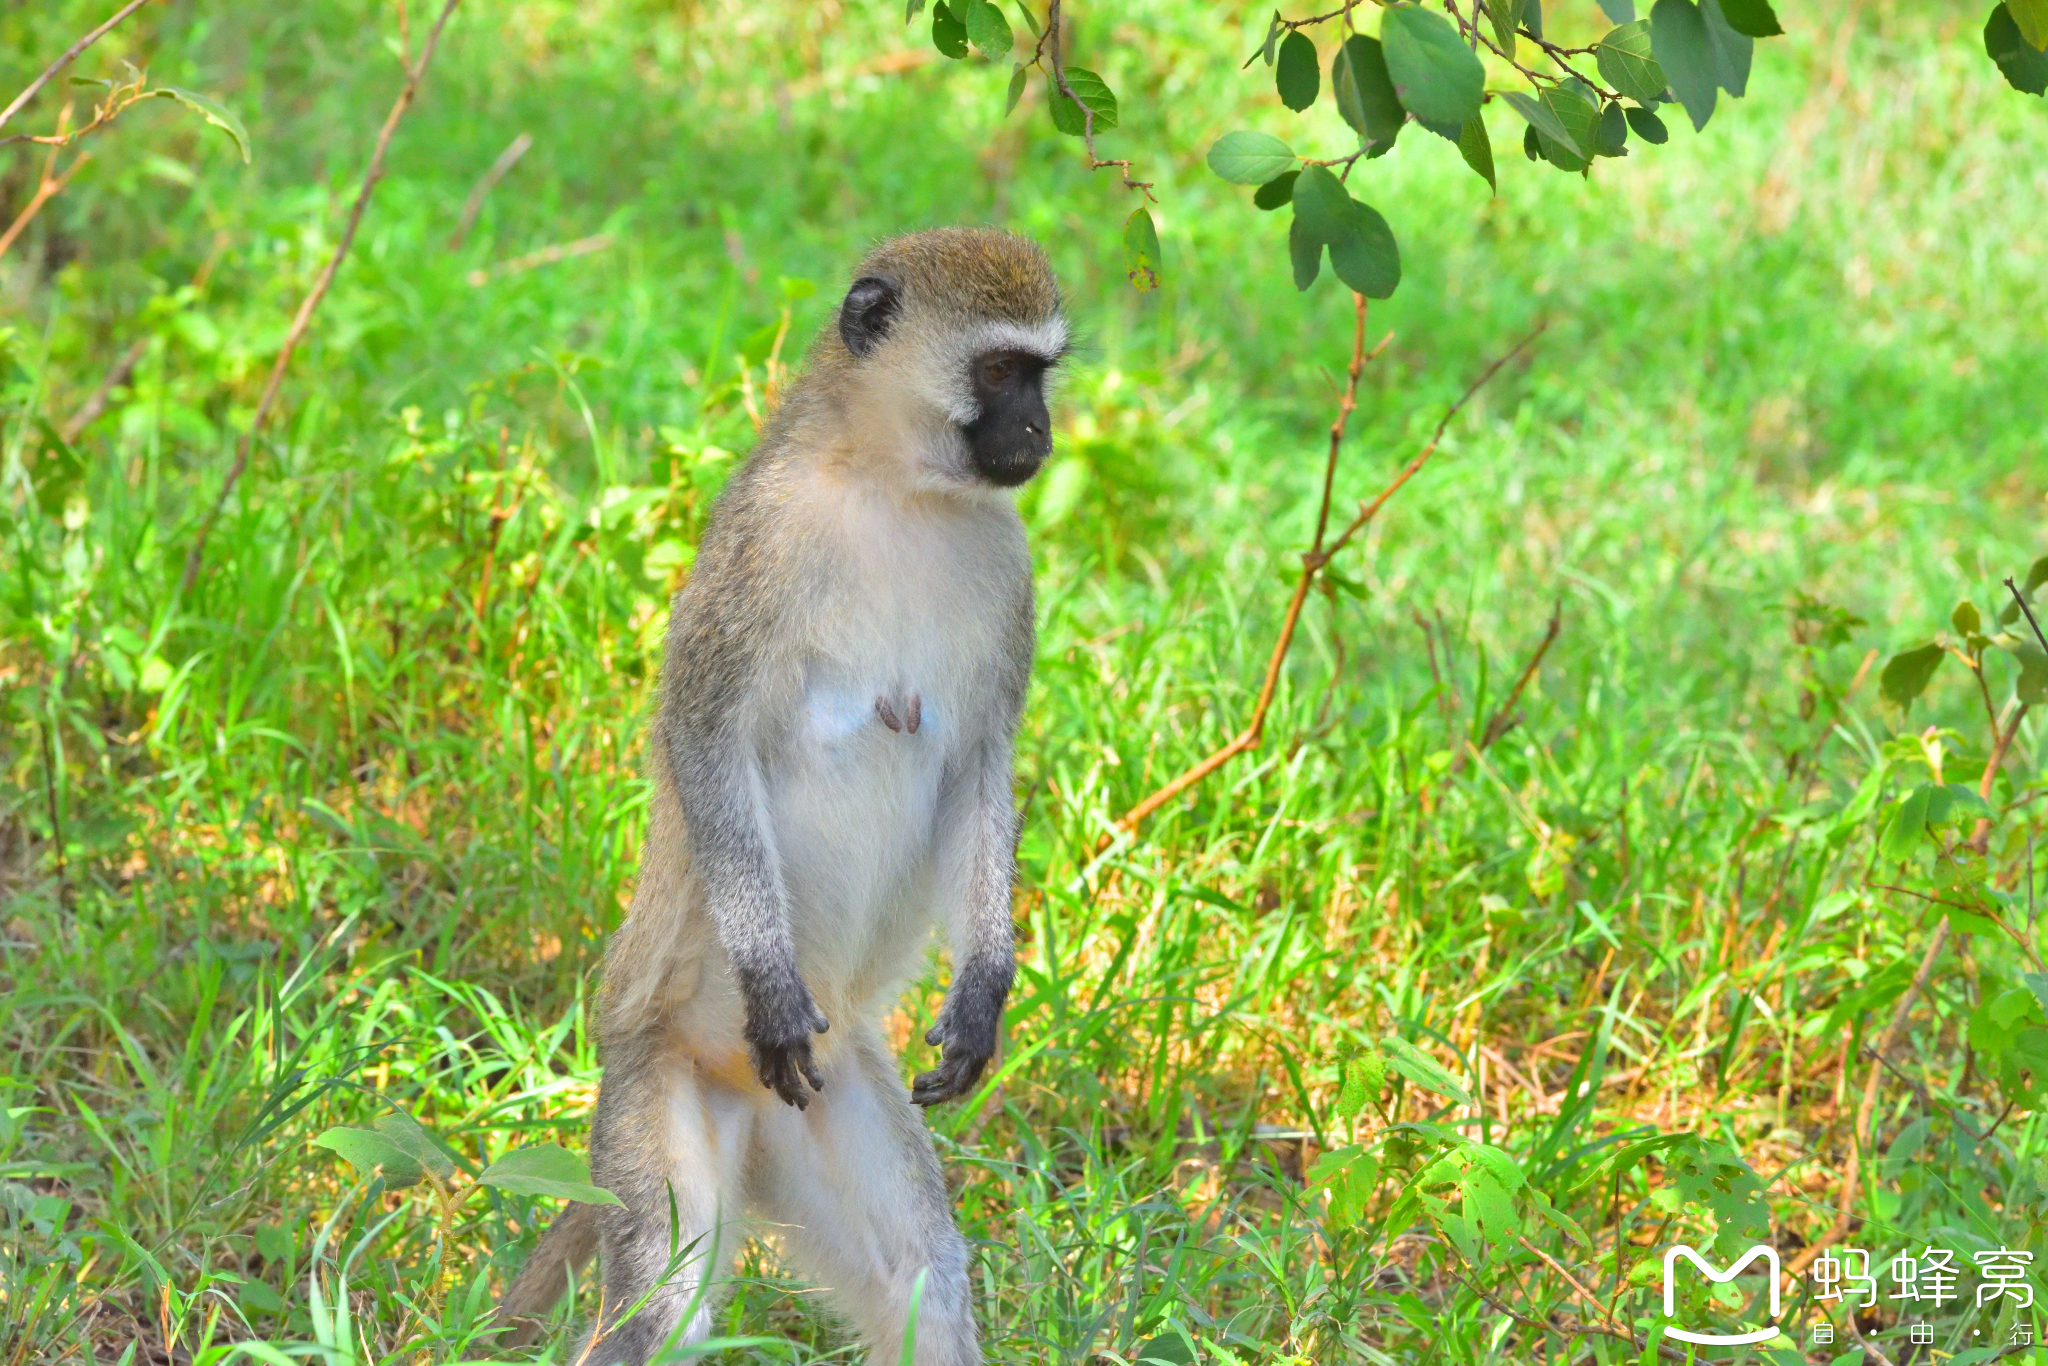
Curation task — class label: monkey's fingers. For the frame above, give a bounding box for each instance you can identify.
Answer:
[910,1051,989,1106]
[753,1044,813,1109]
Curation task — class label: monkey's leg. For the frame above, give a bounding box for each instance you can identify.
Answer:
[586,1035,754,1366]
[751,1026,980,1366]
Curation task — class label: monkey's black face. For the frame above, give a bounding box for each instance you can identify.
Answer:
[962,350,1052,488]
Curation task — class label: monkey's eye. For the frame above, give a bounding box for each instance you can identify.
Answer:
[982,357,1015,386]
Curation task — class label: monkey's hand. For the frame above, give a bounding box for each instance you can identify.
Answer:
[911,970,1007,1107]
[740,967,829,1109]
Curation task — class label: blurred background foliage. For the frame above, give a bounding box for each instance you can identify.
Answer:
[2,0,2046,1362]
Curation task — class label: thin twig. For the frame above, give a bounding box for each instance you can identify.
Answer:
[0,124,89,262]
[0,0,156,133]
[180,0,464,597]
[60,338,148,444]
[2009,577,2048,655]
[1786,915,1949,1278]
[1449,600,1561,778]
[448,130,531,249]
[1042,0,1155,200]
[1098,315,1543,850]
[466,232,611,287]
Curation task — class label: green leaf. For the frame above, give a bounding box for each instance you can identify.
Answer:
[1014,1,1040,37]
[2013,644,2048,705]
[1594,101,1629,156]
[2002,555,2048,622]
[1879,642,1947,708]
[1621,104,1665,139]
[1523,123,1542,160]
[1953,600,1983,637]
[965,0,1012,55]
[312,1127,425,1189]
[2022,971,2048,1016]
[1651,0,1718,130]
[1004,63,1028,115]
[152,87,252,163]
[1716,0,1783,37]
[1380,1036,1473,1107]
[907,0,926,20]
[1880,785,1936,861]
[476,1144,624,1206]
[2008,0,2048,46]
[1328,199,1400,299]
[1538,81,1601,170]
[240,1278,287,1315]
[1381,5,1486,127]
[1935,783,1993,826]
[1597,20,1670,103]
[1457,112,1496,191]
[1276,30,1321,111]
[1123,208,1161,292]
[373,1110,456,1182]
[1987,3,2048,93]
[1597,0,1637,19]
[1489,0,1524,59]
[1700,0,1754,95]
[1336,1049,1387,1118]
[1047,68,1117,135]
[1497,89,1582,159]
[1290,165,1353,246]
[1333,36,1405,153]
[1288,214,1322,289]
[932,1,969,58]
[1206,130,1296,184]
[253,1225,293,1264]
[1253,169,1299,209]
[1133,1329,1197,1365]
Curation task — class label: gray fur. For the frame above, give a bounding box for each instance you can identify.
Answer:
[490,229,1063,1364]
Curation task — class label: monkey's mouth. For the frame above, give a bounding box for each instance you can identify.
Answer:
[961,417,1051,488]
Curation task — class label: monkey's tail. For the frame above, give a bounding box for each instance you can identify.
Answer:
[487,1201,601,1348]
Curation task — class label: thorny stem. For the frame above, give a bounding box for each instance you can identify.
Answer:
[1097,312,1545,852]
[180,0,464,597]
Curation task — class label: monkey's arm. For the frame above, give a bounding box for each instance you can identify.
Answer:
[913,737,1018,1107]
[667,704,829,1110]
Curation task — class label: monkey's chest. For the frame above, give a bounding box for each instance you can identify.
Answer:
[769,670,963,909]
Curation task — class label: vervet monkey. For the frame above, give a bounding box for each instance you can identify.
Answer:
[492,228,1066,1365]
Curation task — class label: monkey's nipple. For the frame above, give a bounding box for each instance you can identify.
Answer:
[874,694,923,735]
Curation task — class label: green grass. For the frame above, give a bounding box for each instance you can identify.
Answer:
[3,0,2047,1362]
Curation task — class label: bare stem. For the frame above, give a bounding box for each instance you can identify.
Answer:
[1099,316,1544,850]
[180,0,465,598]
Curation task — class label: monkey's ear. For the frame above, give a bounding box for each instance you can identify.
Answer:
[838,275,900,359]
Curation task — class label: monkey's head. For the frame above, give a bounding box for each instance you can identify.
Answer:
[834,228,1067,490]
